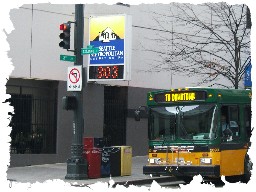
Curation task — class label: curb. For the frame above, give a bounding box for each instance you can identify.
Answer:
[113,176,177,187]
[69,176,177,187]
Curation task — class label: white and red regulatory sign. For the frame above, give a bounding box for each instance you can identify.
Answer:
[67,66,82,91]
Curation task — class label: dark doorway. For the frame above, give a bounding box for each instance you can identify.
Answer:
[104,86,127,146]
[9,94,32,154]
[6,79,58,154]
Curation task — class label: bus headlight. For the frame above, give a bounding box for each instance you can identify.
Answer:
[200,158,212,165]
[149,158,161,164]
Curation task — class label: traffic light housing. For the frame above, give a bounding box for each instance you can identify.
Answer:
[62,96,77,110]
[59,22,71,49]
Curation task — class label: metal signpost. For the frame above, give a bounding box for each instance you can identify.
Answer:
[65,4,88,180]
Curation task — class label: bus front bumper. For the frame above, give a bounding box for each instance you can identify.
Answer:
[143,165,220,177]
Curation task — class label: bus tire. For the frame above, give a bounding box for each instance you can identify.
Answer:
[240,154,253,183]
[225,175,240,183]
[177,176,193,184]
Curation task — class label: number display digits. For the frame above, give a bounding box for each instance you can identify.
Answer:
[89,65,124,80]
[97,66,119,79]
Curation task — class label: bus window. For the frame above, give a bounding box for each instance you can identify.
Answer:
[229,105,239,137]
[244,105,252,139]
[221,105,240,140]
[150,104,217,141]
[153,113,175,140]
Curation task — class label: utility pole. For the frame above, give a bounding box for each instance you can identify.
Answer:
[65,4,88,180]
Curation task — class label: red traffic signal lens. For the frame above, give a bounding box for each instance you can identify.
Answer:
[60,23,70,31]
[60,24,66,30]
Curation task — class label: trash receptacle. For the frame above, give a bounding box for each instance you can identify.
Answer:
[94,137,104,148]
[101,146,132,177]
[119,146,132,176]
[83,137,104,149]
[101,147,121,177]
[83,137,94,149]
[83,148,102,179]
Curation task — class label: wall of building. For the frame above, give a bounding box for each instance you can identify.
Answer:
[126,87,155,156]
[55,81,73,161]
[8,4,74,81]
[8,3,233,90]
[50,80,105,164]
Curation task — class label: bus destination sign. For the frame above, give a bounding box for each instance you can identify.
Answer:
[154,91,207,103]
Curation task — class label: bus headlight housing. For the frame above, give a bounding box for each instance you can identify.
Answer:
[200,157,212,165]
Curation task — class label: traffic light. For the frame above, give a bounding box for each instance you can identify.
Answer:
[62,96,77,110]
[59,22,71,49]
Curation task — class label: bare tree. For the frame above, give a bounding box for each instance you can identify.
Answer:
[144,3,251,89]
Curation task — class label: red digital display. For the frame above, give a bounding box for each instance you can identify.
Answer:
[97,66,118,79]
[89,65,124,80]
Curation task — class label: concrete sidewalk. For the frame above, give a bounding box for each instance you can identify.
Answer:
[7,156,173,186]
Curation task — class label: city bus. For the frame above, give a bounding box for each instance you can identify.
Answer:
[135,87,252,184]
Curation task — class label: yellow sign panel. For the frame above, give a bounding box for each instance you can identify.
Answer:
[89,15,125,41]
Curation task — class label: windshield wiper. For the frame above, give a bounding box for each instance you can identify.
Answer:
[176,107,188,137]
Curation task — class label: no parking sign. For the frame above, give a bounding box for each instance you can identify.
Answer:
[67,66,82,91]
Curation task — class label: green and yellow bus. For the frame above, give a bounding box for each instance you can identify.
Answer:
[135,87,252,183]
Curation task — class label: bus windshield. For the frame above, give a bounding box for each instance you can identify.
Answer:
[149,104,218,141]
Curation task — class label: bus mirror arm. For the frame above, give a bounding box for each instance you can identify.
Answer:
[134,106,148,121]
[134,109,141,121]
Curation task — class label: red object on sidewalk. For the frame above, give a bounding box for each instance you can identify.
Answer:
[83,148,102,178]
[83,137,94,149]
[83,137,104,149]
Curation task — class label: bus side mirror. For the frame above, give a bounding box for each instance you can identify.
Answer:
[134,109,141,121]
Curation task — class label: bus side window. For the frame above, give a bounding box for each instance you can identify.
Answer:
[221,105,239,140]
[244,105,252,138]
[229,105,240,138]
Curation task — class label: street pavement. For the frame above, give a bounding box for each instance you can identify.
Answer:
[7,156,175,187]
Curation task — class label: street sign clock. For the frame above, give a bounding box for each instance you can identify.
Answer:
[86,14,132,82]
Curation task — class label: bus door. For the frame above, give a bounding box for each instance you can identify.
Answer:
[220,105,245,176]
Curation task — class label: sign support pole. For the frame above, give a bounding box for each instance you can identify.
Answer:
[65,4,88,180]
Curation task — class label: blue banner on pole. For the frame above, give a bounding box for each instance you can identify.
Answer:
[244,60,252,87]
